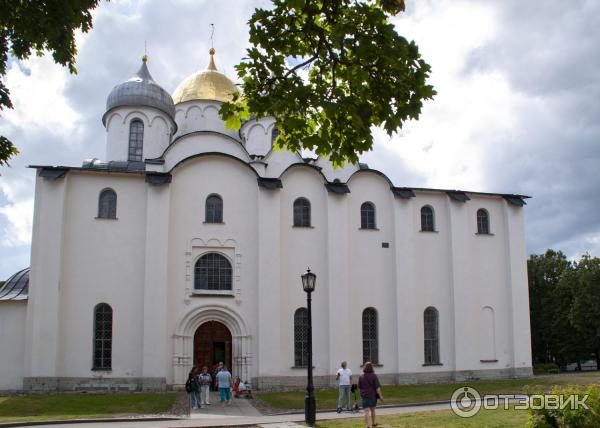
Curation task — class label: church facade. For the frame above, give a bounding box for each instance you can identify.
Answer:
[0,50,533,392]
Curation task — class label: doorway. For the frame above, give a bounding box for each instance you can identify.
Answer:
[193,321,233,374]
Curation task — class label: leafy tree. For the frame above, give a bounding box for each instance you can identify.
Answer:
[566,255,600,369]
[0,280,4,288]
[0,0,102,167]
[527,250,573,364]
[221,0,435,166]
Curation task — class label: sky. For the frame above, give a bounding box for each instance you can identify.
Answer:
[0,0,599,280]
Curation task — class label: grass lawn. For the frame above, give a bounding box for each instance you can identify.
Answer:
[258,371,600,411]
[0,393,176,423]
[316,407,527,428]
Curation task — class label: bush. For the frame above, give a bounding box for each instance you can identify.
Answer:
[527,384,600,428]
[534,363,561,374]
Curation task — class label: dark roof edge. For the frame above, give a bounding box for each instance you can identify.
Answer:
[28,165,530,200]
[29,165,145,175]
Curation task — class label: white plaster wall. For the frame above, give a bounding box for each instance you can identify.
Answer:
[166,156,260,385]
[105,107,173,161]
[316,157,359,183]
[411,192,456,373]
[21,129,531,389]
[279,167,330,377]
[240,117,276,157]
[174,101,240,141]
[264,149,306,179]
[162,133,250,172]
[0,301,27,390]
[57,172,147,378]
[345,172,398,377]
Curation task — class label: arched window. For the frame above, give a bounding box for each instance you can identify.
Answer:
[271,126,280,144]
[294,308,309,367]
[293,197,311,227]
[93,303,113,370]
[477,209,490,234]
[194,253,232,291]
[421,206,435,232]
[424,307,440,364]
[362,308,379,364]
[361,202,376,229]
[205,194,223,223]
[98,189,117,219]
[128,119,144,162]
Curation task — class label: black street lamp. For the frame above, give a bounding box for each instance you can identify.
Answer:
[301,268,317,426]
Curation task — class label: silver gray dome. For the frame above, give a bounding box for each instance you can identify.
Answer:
[103,58,175,124]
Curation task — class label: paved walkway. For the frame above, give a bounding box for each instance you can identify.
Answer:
[5,401,452,428]
[189,391,261,419]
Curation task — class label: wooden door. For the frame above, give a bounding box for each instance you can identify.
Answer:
[193,321,232,373]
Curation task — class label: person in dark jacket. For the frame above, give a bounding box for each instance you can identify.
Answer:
[358,362,383,427]
[186,366,201,409]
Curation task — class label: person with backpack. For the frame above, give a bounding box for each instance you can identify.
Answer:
[185,366,201,410]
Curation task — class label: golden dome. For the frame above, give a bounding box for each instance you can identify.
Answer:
[172,49,239,104]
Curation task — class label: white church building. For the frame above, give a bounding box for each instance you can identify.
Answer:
[0,50,533,392]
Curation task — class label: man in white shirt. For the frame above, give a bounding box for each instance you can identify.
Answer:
[336,361,352,412]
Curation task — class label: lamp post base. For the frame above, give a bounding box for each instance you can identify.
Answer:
[305,395,316,426]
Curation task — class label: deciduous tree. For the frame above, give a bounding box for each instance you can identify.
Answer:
[221,0,435,166]
[0,0,101,166]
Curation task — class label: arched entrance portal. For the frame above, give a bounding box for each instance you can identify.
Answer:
[194,321,233,373]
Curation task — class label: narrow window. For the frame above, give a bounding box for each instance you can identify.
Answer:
[477,209,490,234]
[93,303,113,370]
[421,206,435,232]
[293,197,311,227]
[205,194,223,223]
[362,308,379,364]
[361,202,376,229]
[294,308,309,367]
[194,253,232,291]
[271,126,280,144]
[128,119,144,162]
[424,307,440,364]
[98,189,117,219]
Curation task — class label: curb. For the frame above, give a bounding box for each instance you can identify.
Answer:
[260,399,453,416]
[0,416,181,428]
[0,400,456,427]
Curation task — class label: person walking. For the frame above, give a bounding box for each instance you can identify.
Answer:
[358,362,383,428]
[215,364,233,406]
[185,366,201,410]
[198,366,212,406]
[336,360,352,412]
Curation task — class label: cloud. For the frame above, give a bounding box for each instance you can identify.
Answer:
[0,0,599,278]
